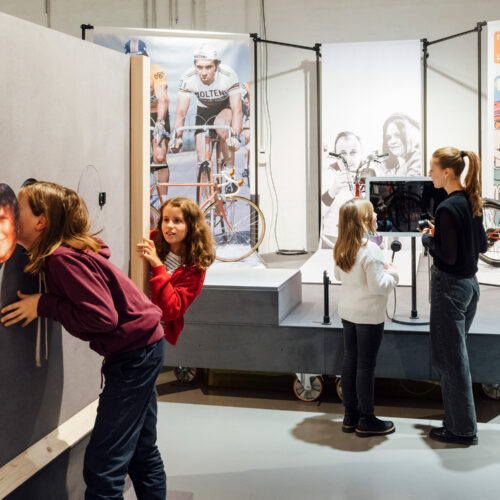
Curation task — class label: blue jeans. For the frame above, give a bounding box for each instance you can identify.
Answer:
[430,266,479,437]
[84,339,167,500]
[341,320,384,415]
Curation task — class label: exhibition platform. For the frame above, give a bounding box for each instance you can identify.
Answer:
[166,252,500,384]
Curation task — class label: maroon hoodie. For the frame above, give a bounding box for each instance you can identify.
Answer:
[37,243,163,358]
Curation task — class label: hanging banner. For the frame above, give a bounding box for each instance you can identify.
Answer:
[93,28,252,227]
[320,40,422,247]
[487,21,500,200]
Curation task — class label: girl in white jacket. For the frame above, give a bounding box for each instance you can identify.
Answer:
[334,198,399,437]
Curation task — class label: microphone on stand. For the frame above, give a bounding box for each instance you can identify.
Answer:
[391,240,402,262]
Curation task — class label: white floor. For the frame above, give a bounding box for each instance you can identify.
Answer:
[477,259,500,286]
[156,402,500,500]
[300,248,417,286]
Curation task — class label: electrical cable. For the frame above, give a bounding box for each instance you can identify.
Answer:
[260,0,278,250]
[261,0,306,255]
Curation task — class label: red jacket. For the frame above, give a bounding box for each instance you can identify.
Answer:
[148,229,206,345]
[150,264,205,345]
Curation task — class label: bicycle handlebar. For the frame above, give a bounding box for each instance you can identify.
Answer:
[215,169,241,196]
[173,125,233,138]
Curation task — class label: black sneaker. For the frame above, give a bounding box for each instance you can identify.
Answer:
[342,411,359,433]
[355,415,395,437]
[429,427,478,445]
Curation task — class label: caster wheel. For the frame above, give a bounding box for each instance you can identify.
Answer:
[482,383,500,400]
[335,377,343,401]
[293,375,323,402]
[174,367,198,383]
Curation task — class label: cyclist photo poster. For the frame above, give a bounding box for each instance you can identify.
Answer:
[487,20,500,200]
[297,39,422,283]
[92,28,252,219]
[319,40,422,249]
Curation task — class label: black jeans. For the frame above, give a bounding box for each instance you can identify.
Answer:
[430,266,479,437]
[341,320,384,415]
[84,338,167,500]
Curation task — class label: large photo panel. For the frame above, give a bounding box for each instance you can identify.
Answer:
[93,28,252,221]
[320,40,422,246]
[487,20,500,200]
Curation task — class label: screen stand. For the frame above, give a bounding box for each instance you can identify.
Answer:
[392,237,430,326]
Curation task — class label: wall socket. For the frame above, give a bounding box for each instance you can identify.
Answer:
[258,149,267,166]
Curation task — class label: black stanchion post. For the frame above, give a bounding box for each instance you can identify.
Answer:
[411,236,418,319]
[322,270,331,325]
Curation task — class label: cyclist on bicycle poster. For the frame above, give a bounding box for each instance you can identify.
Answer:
[170,44,243,179]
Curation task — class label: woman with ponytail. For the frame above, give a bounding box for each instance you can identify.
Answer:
[422,147,487,445]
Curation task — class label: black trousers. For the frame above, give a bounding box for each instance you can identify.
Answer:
[341,320,384,416]
[83,338,167,500]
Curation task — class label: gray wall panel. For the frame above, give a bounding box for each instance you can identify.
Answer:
[0,12,129,467]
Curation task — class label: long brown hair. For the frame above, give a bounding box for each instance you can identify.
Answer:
[153,197,215,271]
[333,198,374,272]
[21,182,101,274]
[432,147,482,217]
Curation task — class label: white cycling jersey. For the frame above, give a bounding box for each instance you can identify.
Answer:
[179,63,240,109]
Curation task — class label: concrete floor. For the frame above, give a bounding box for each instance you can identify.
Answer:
[144,369,500,500]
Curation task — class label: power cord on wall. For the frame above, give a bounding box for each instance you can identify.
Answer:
[260,0,306,256]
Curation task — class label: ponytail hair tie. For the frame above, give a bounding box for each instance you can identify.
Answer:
[460,150,466,158]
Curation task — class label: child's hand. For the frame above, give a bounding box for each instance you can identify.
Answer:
[137,238,163,268]
[385,262,396,270]
[1,291,41,327]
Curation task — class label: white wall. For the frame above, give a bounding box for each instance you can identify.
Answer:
[1,0,499,250]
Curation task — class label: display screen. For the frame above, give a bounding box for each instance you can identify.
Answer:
[366,177,447,236]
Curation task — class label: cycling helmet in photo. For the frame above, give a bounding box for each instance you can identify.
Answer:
[193,44,219,62]
[124,39,149,56]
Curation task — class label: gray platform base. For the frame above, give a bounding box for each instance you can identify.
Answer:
[185,268,302,325]
[167,266,500,384]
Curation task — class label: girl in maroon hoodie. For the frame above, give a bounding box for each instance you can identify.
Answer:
[137,197,215,346]
[1,182,166,500]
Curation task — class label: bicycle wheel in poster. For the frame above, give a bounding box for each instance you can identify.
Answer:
[480,198,500,267]
[203,196,266,261]
[196,161,211,207]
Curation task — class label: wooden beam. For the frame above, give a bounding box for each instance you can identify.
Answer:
[130,55,150,293]
[0,400,98,497]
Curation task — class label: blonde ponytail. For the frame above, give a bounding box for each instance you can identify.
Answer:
[462,150,482,217]
[432,147,483,217]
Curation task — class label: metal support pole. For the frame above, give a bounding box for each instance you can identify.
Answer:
[477,22,486,173]
[250,33,260,207]
[315,44,322,235]
[422,39,428,175]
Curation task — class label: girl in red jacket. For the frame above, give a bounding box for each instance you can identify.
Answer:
[1,182,166,500]
[137,197,215,345]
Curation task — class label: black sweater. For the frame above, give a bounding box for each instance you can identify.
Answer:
[422,190,487,278]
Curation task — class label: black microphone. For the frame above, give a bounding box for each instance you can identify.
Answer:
[391,240,402,262]
[328,152,342,158]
